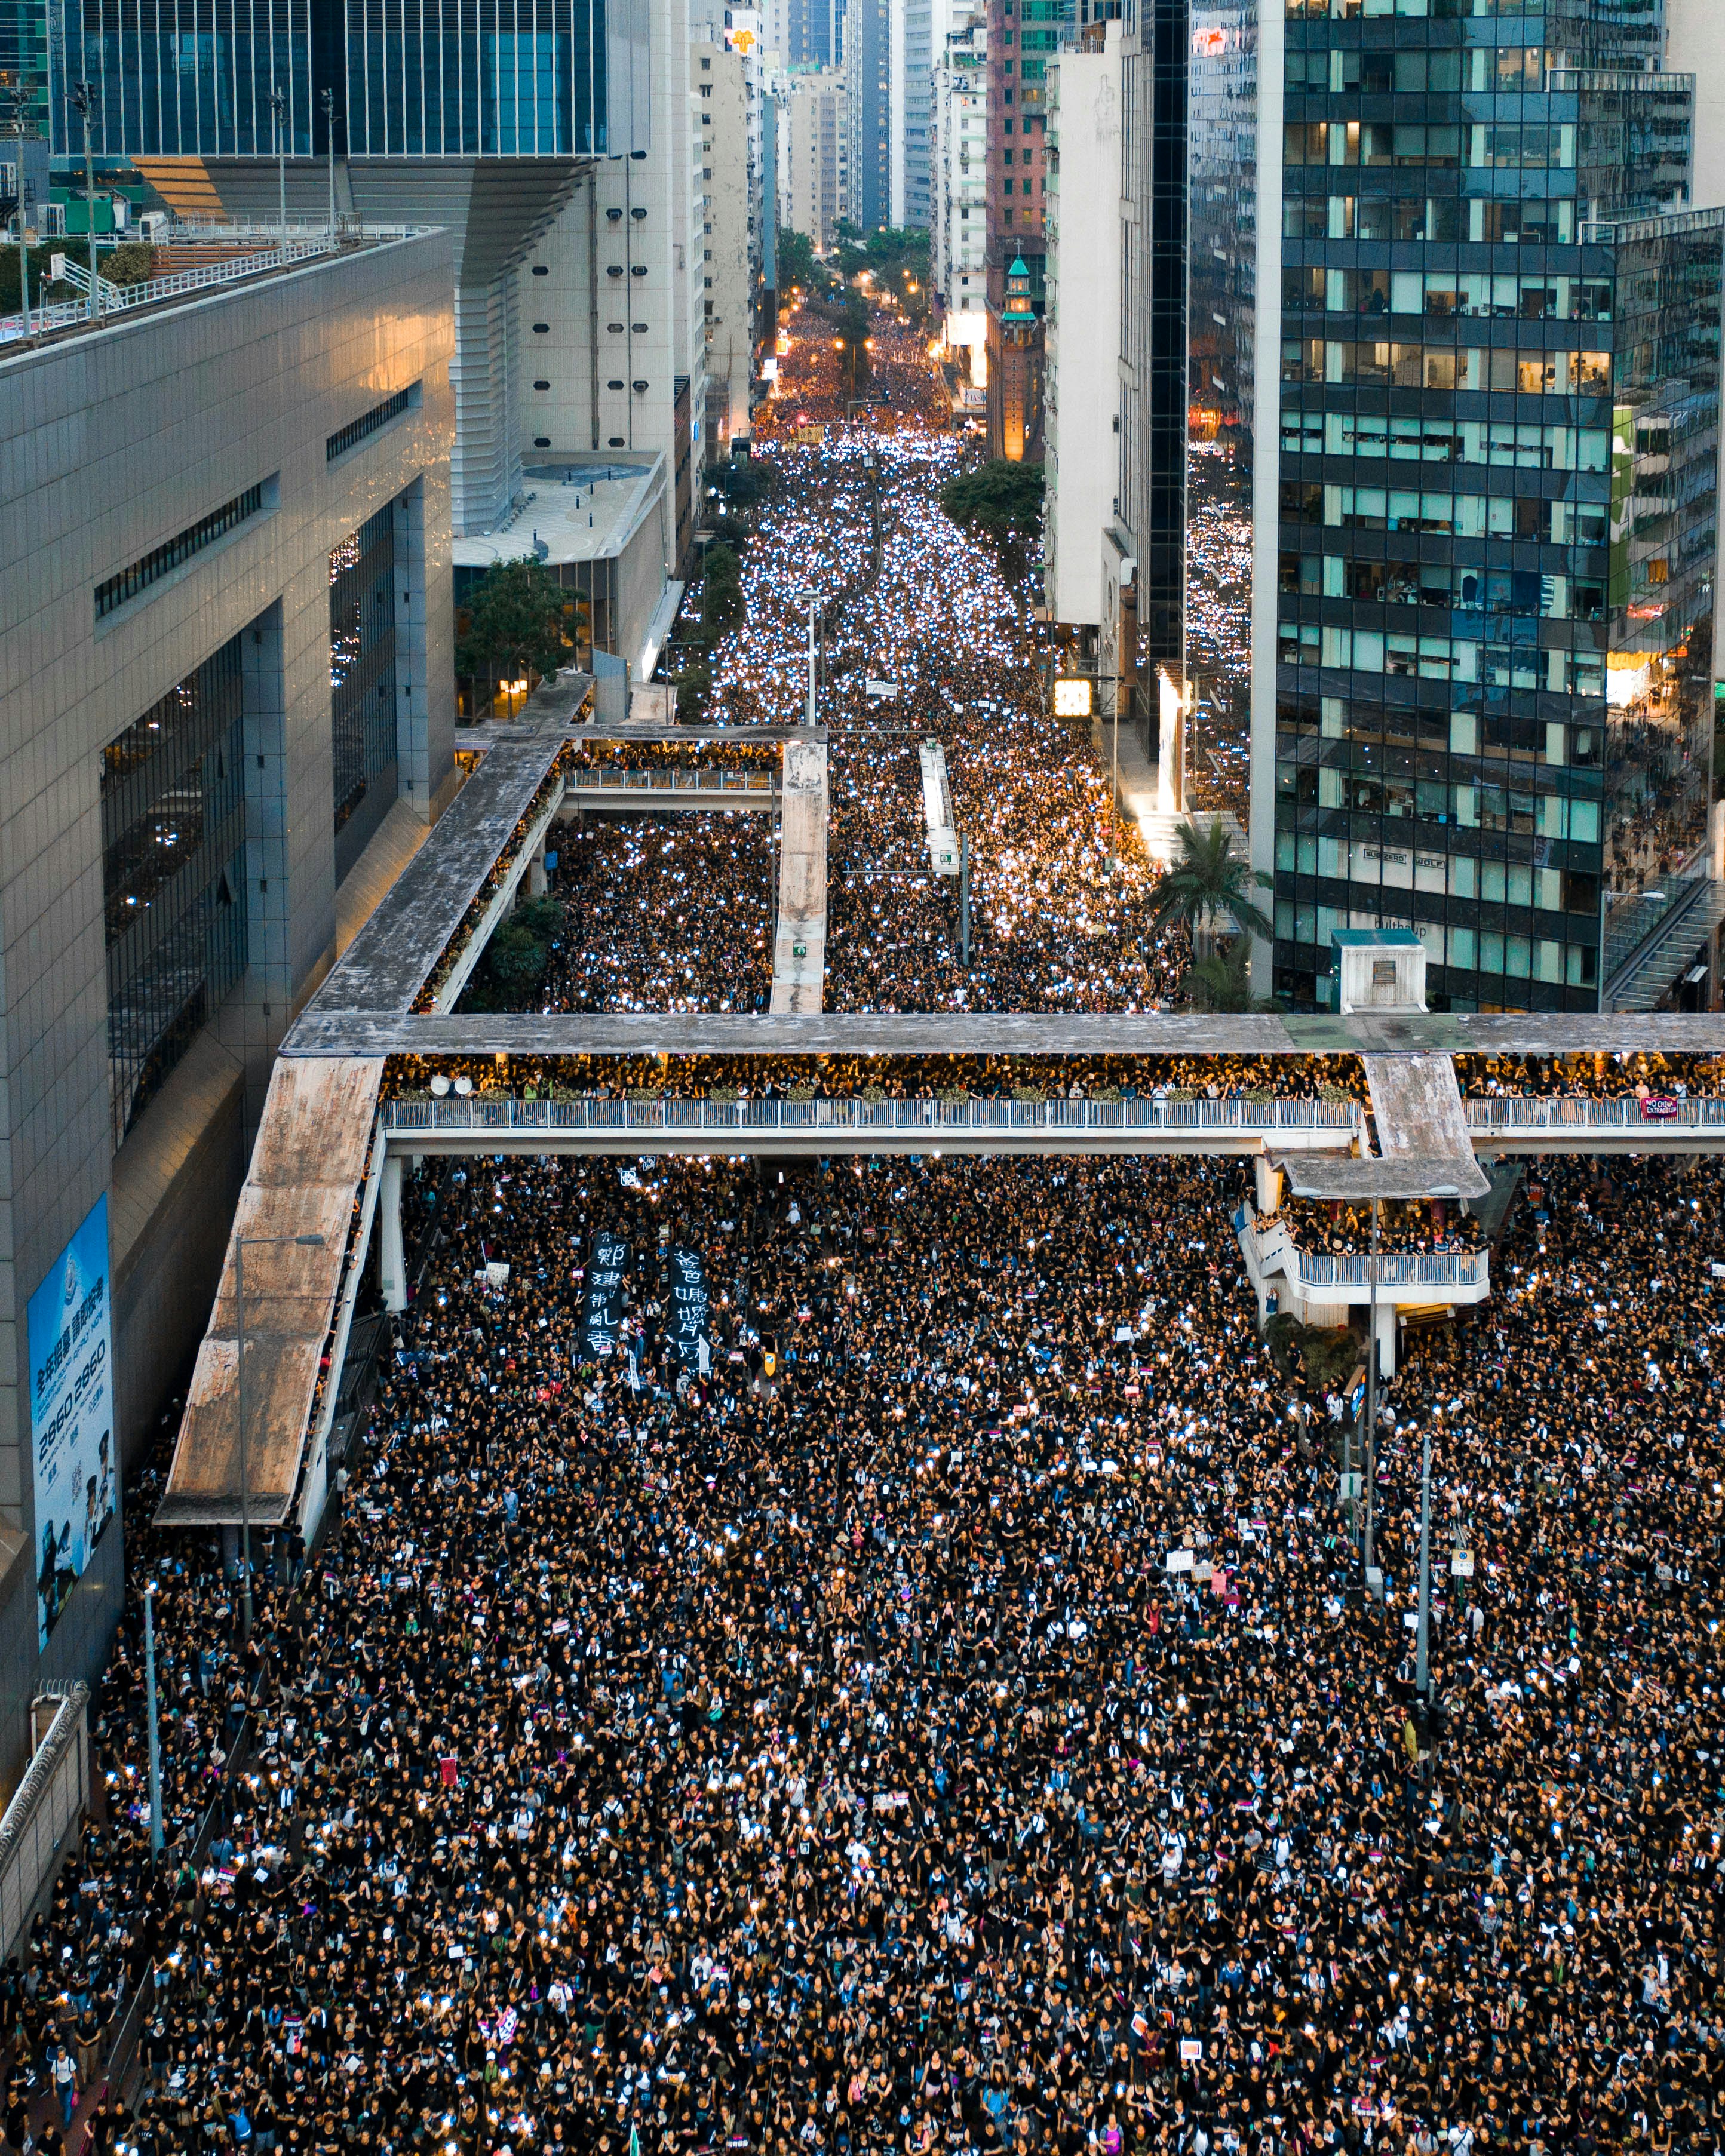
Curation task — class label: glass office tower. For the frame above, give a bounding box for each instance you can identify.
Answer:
[1264,0,1720,1012]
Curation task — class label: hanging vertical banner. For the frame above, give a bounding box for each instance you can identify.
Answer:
[29,1195,116,1649]
[582,1235,629,1355]
[670,1247,711,1366]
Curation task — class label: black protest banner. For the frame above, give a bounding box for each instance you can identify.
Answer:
[582,1236,629,1354]
[670,1246,710,1366]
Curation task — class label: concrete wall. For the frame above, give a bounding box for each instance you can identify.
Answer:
[517,0,706,571]
[1044,45,1121,628]
[698,42,754,449]
[0,231,456,1785]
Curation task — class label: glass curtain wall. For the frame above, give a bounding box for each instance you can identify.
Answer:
[329,503,398,883]
[1270,0,1715,1013]
[103,636,248,1147]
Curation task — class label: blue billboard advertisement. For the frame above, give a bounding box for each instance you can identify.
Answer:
[29,1195,116,1650]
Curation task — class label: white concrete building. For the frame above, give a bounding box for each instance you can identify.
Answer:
[509,0,707,609]
[698,37,757,450]
[782,69,851,251]
[931,11,987,368]
[1043,36,1122,631]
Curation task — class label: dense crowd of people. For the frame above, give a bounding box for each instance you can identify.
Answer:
[541,815,775,1013]
[22,1129,1725,2156]
[384,1052,1723,1113]
[1266,1194,1487,1258]
[677,307,1190,1014]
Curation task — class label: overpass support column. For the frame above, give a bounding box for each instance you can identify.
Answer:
[1370,1299,1396,1380]
[380,1153,407,1313]
[1253,1157,1282,1215]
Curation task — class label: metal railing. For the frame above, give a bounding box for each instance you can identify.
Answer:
[1,225,427,346]
[0,1683,89,1962]
[1287,1246,1490,1292]
[384,1094,1363,1139]
[1465,1095,1725,1134]
[568,766,775,796]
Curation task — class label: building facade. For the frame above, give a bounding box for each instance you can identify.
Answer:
[784,68,851,250]
[1260,0,1720,1014]
[844,0,905,229]
[60,0,651,538]
[698,37,757,450]
[1043,39,1121,628]
[0,231,455,1780]
[931,11,988,343]
[503,0,705,629]
[983,0,1072,459]
[904,0,960,228]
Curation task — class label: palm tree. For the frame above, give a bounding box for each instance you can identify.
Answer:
[1186,938,1279,1013]
[1146,818,1274,964]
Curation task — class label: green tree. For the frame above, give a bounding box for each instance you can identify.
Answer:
[1147,818,1274,967]
[939,460,1045,548]
[456,558,574,704]
[103,240,158,287]
[776,226,817,293]
[0,242,64,314]
[1185,937,1279,1013]
[702,543,745,640]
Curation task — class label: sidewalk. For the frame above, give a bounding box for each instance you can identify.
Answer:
[1090,719,1244,870]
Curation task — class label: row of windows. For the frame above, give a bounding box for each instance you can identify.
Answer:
[94,482,265,620]
[1275,911,1601,991]
[1278,413,1609,468]
[1287,0,1561,19]
[326,384,416,462]
[1278,621,1610,695]
[1281,338,1611,395]
[1284,119,1579,169]
[1284,46,1547,93]
[1278,758,1606,839]
[1282,266,1614,321]
[1278,699,1595,761]
[1284,484,1603,538]
[1282,557,1597,624]
[1276,839,1600,916]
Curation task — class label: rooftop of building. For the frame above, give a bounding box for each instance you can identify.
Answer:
[452,457,664,573]
[0,220,437,357]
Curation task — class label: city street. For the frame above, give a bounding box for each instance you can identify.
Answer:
[696,306,1186,1014]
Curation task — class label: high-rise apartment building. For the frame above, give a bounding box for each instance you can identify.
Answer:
[845,0,909,228]
[698,36,757,450]
[1044,34,1122,626]
[1251,0,1721,1013]
[931,11,989,358]
[904,0,961,226]
[784,69,852,248]
[496,0,706,652]
[778,0,845,63]
[1040,0,1186,736]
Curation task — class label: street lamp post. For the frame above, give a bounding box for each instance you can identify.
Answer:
[69,81,99,321]
[235,1231,326,1637]
[268,84,288,247]
[143,1578,163,1857]
[1414,1418,1434,1700]
[319,88,337,237]
[6,80,30,341]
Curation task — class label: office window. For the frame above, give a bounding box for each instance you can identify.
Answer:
[103,638,248,1145]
